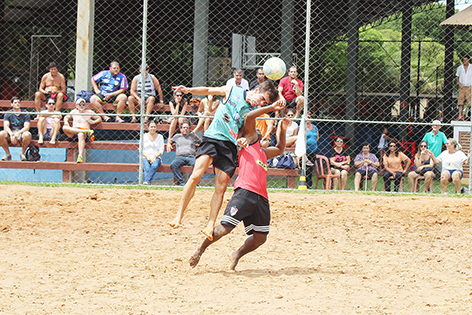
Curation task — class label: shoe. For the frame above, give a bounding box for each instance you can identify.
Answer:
[130,117,137,123]
[103,116,110,122]
[306,160,314,166]
[143,181,150,185]
[77,155,83,163]
[2,154,12,161]
[115,117,124,123]
[20,154,26,161]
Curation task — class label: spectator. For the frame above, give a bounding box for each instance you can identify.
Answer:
[0,97,31,161]
[283,108,299,148]
[377,127,394,168]
[38,98,61,144]
[329,135,351,190]
[455,55,472,120]
[192,95,220,133]
[186,97,202,126]
[226,69,249,90]
[422,119,447,176]
[382,141,411,192]
[141,119,165,185]
[34,62,67,114]
[278,66,304,118]
[407,140,435,193]
[255,113,274,149]
[249,68,270,90]
[168,121,202,186]
[62,98,101,163]
[430,138,469,194]
[165,90,189,152]
[127,64,164,123]
[353,142,380,191]
[305,111,319,189]
[90,61,128,122]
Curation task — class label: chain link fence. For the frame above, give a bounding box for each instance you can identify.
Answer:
[1,0,472,193]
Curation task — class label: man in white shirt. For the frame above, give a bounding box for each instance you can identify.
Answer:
[456,55,472,120]
[226,69,249,90]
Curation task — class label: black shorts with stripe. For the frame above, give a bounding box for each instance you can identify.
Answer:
[221,188,270,235]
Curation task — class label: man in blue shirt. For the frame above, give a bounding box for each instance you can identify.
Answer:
[90,61,128,122]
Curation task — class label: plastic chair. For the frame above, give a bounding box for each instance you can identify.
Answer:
[414,175,433,193]
[314,155,340,190]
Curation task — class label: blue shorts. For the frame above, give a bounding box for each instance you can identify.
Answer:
[442,169,463,181]
[44,128,60,141]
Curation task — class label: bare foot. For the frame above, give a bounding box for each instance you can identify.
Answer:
[229,251,239,270]
[189,246,204,268]
[201,226,213,241]
[38,138,44,144]
[169,217,181,229]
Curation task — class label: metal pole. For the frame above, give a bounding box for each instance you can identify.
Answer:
[138,0,149,185]
[300,0,312,176]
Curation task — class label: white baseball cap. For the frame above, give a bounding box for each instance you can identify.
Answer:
[76,98,86,105]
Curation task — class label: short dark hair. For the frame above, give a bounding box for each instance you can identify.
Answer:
[11,96,20,103]
[464,55,470,60]
[48,62,57,69]
[258,80,279,103]
[47,98,56,104]
[361,141,370,149]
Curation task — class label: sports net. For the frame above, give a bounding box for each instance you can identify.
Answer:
[0,0,472,194]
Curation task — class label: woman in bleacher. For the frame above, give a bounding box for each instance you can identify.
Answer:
[141,119,164,185]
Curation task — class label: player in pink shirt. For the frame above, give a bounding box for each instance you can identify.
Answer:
[188,101,290,270]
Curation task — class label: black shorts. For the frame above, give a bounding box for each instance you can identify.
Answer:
[286,98,298,108]
[196,136,238,177]
[94,93,124,104]
[221,188,270,235]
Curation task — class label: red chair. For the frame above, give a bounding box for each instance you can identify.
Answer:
[314,155,340,190]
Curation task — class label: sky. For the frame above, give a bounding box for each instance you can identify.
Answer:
[440,0,471,11]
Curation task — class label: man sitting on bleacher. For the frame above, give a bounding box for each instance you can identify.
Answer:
[62,98,102,163]
[168,120,202,186]
[90,61,128,122]
[0,97,31,161]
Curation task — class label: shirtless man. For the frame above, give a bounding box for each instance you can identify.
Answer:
[34,62,67,114]
[168,81,282,240]
[62,98,102,163]
[189,103,289,270]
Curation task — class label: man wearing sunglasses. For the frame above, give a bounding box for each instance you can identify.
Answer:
[62,98,101,163]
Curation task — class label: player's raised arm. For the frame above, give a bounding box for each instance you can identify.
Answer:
[242,102,285,144]
[172,86,228,97]
[265,117,289,159]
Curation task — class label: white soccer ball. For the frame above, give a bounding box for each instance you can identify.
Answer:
[263,57,286,81]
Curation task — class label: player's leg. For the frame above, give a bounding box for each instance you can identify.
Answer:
[229,232,267,271]
[189,224,234,268]
[169,154,214,228]
[201,167,231,240]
